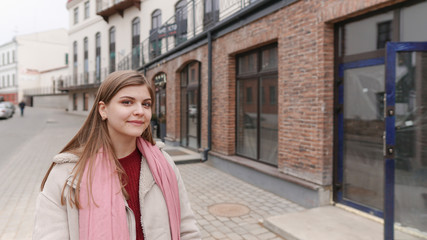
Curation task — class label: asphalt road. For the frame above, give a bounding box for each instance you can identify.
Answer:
[0,107,85,169]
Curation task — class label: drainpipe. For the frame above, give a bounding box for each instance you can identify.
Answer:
[202,31,213,161]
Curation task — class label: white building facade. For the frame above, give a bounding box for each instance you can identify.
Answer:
[0,41,18,103]
[0,29,68,104]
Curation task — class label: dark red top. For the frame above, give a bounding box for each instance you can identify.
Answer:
[119,149,144,240]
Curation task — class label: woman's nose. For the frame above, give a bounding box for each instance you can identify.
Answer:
[134,104,144,115]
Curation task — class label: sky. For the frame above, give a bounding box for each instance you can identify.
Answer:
[0,0,69,45]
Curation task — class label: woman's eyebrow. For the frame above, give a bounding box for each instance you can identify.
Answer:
[119,96,136,100]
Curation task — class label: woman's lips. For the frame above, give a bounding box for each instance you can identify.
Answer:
[128,120,143,126]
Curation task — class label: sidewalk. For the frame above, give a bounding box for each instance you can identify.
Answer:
[0,107,300,240]
[162,147,427,240]
[1,107,424,240]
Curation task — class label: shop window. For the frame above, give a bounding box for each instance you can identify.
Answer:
[344,11,393,56]
[236,44,278,166]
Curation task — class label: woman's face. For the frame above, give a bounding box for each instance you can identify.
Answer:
[99,84,152,142]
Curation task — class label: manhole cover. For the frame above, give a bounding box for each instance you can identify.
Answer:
[208,203,250,217]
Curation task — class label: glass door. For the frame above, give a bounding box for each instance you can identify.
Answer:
[386,42,427,239]
[180,61,200,150]
[337,58,386,217]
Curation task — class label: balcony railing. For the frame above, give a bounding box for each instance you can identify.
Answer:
[117,0,260,71]
[59,67,110,91]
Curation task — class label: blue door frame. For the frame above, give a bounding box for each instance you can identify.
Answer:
[338,42,427,240]
[384,42,427,240]
[337,57,385,218]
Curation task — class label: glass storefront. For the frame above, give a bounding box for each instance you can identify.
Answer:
[180,61,200,150]
[336,1,427,235]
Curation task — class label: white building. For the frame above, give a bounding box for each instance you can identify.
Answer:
[0,29,68,104]
[0,41,18,103]
[64,0,189,114]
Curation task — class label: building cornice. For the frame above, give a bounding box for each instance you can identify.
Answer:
[69,17,104,36]
[67,0,85,9]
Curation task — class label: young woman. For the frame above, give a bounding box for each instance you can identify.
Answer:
[33,70,201,240]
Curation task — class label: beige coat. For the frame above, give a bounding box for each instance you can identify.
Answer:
[33,143,201,240]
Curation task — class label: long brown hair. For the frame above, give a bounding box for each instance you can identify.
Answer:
[40,70,155,208]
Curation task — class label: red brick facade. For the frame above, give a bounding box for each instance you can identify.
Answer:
[145,0,411,187]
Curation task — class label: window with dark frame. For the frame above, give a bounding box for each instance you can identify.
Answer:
[109,27,116,73]
[132,18,140,69]
[175,0,188,46]
[377,20,392,49]
[95,32,101,82]
[151,9,162,29]
[83,92,89,111]
[83,37,89,84]
[203,0,219,29]
[150,10,162,59]
[236,44,278,166]
[73,41,78,85]
[73,93,77,110]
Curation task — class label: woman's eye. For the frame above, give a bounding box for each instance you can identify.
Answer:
[122,100,132,105]
[143,102,152,108]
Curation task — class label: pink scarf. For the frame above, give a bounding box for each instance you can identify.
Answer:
[79,137,181,240]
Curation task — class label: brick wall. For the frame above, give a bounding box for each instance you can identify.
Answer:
[146,0,408,186]
[145,46,208,143]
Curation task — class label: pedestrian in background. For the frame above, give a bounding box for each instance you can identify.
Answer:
[19,100,25,116]
[33,70,200,240]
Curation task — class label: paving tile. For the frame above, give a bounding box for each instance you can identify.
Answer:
[0,108,304,239]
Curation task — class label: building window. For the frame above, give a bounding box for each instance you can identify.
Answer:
[83,92,89,111]
[132,18,140,69]
[95,32,101,82]
[7,75,10,86]
[151,9,162,29]
[84,37,89,84]
[12,74,15,86]
[74,7,79,24]
[150,10,162,60]
[180,61,201,149]
[73,41,78,85]
[377,21,392,49]
[203,0,219,29]
[236,44,278,166]
[12,50,15,62]
[73,93,78,110]
[109,27,116,73]
[84,1,90,19]
[7,52,10,64]
[175,0,187,46]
